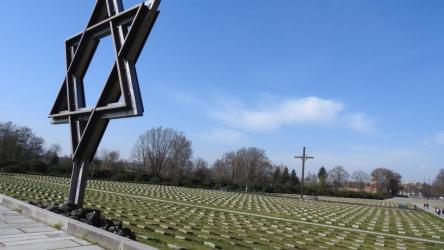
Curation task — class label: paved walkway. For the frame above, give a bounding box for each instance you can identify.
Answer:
[391,197,444,219]
[0,205,102,250]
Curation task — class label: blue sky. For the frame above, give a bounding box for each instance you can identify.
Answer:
[1,0,444,181]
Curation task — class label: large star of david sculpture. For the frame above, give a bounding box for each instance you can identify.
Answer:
[49,0,160,207]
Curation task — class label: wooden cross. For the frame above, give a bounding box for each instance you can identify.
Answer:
[294,146,314,199]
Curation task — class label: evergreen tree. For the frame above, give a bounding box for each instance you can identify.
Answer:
[273,167,282,184]
[290,169,299,185]
[281,167,290,184]
[318,166,328,188]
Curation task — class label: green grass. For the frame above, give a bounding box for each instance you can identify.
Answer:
[0,173,443,249]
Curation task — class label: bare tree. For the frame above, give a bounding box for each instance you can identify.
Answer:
[194,157,209,170]
[132,139,147,171]
[132,127,192,178]
[48,143,62,155]
[191,158,212,186]
[212,147,271,192]
[168,133,193,184]
[224,152,237,180]
[0,121,44,165]
[371,167,402,194]
[212,158,230,184]
[305,171,319,187]
[371,168,386,192]
[328,166,349,189]
[432,169,444,197]
[45,143,62,165]
[352,170,370,191]
[100,149,121,170]
[132,127,175,176]
[239,147,272,192]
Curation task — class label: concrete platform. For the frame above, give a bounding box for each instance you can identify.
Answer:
[0,205,103,250]
[0,194,156,250]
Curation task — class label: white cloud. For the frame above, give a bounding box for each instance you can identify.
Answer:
[202,127,245,144]
[346,113,374,133]
[211,96,371,132]
[169,92,201,106]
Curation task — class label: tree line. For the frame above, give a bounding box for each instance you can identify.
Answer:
[0,122,405,199]
[419,169,444,199]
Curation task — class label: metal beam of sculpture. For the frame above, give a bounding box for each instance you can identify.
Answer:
[49,0,160,207]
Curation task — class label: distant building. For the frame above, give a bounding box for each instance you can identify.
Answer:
[364,182,378,193]
[344,182,377,193]
[401,180,422,197]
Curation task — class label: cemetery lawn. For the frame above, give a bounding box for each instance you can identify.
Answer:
[1,174,443,249]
